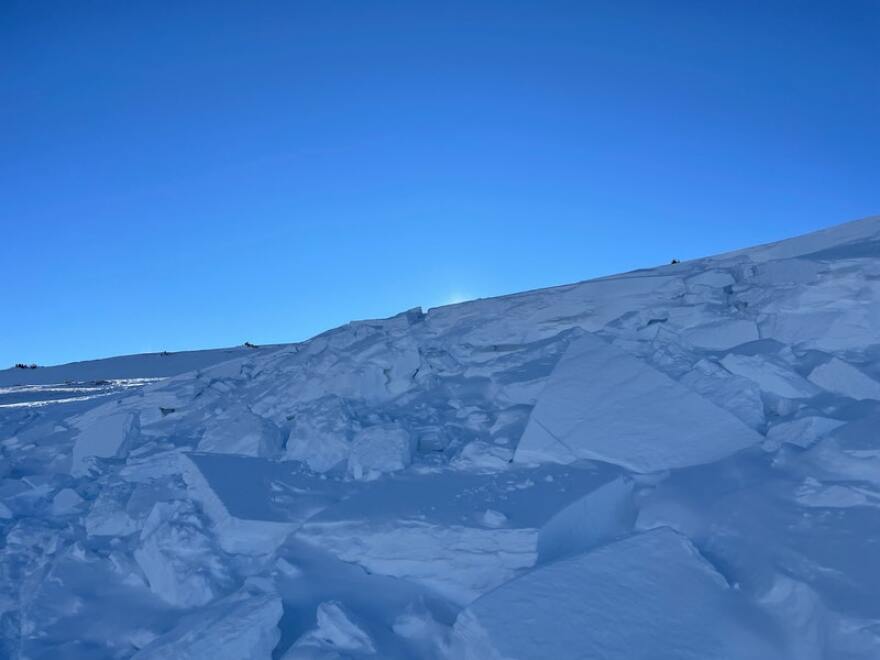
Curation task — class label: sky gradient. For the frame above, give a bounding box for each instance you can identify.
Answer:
[3,1,879,367]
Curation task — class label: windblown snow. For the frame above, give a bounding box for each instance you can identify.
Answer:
[3,217,880,659]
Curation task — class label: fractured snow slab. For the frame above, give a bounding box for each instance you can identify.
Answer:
[449,527,783,660]
[197,406,283,457]
[71,412,138,476]
[133,587,283,660]
[765,416,845,450]
[808,358,880,401]
[680,319,759,350]
[283,601,376,657]
[721,353,820,399]
[347,424,412,480]
[536,476,635,563]
[515,333,763,472]
[297,518,536,606]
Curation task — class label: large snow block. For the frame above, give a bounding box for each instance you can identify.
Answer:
[282,601,376,658]
[71,412,138,476]
[680,319,759,350]
[347,424,412,480]
[134,500,231,608]
[133,588,282,660]
[514,334,762,472]
[720,353,820,399]
[297,519,537,605]
[449,527,783,660]
[808,358,880,401]
[536,476,636,563]
[197,407,283,457]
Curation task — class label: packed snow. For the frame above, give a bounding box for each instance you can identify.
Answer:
[3,216,880,658]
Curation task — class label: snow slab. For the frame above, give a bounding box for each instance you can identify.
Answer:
[70,411,138,476]
[282,601,376,657]
[514,333,763,472]
[808,357,880,401]
[720,353,820,399]
[449,527,785,660]
[133,587,282,659]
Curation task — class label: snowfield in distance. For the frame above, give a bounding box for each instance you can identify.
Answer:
[3,216,880,659]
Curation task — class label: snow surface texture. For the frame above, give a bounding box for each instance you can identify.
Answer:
[3,217,880,659]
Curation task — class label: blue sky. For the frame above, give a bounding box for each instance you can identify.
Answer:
[2,1,878,366]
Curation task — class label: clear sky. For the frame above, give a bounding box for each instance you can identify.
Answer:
[2,1,878,367]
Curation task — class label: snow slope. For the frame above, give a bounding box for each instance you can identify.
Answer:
[3,216,880,659]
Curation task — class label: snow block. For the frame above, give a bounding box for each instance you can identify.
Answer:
[282,601,376,657]
[71,412,138,476]
[537,477,635,563]
[515,334,763,472]
[721,353,820,399]
[133,588,282,660]
[681,319,759,350]
[449,527,784,660]
[198,406,283,457]
[284,396,357,472]
[50,488,85,516]
[347,424,412,480]
[765,416,845,450]
[297,519,537,605]
[808,358,880,401]
[134,500,231,608]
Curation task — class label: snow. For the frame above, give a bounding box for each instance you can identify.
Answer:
[297,518,538,605]
[449,527,783,660]
[808,357,880,401]
[720,353,820,399]
[4,216,880,658]
[51,488,85,516]
[70,411,138,476]
[764,416,844,449]
[680,318,760,350]
[514,332,763,472]
[282,601,376,657]
[347,424,412,480]
[133,587,282,659]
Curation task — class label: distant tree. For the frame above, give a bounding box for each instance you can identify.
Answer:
[244,341,258,349]
[670,259,681,265]
[14,363,39,369]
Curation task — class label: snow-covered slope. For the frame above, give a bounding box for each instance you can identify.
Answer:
[3,217,880,659]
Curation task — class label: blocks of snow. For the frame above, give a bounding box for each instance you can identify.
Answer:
[680,358,765,429]
[765,416,844,450]
[133,587,282,660]
[452,440,514,471]
[681,319,759,350]
[134,500,231,608]
[71,412,138,476]
[50,488,84,516]
[297,519,537,605]
[721,353,820,399]
[514,333,763,472]
[347,424,412,480]
[197,406,283,457]
[284,396,357,472]
[282,601,375,657]
[536,477,635,563]
[449,527,783,660]
[808,358,880,401]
